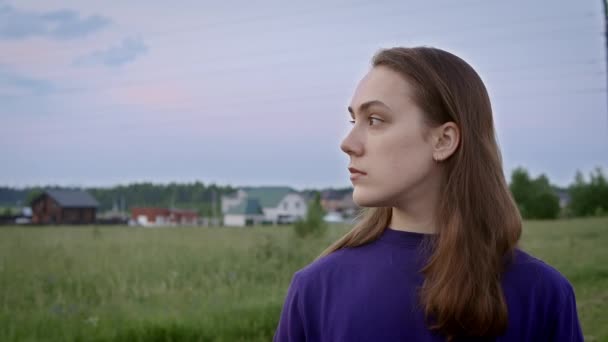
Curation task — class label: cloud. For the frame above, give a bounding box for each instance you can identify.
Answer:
[0,65,54,97]
[73,37,148,67]
[0,4,110,40]
[107,81,195,110]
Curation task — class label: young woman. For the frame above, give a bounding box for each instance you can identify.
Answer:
[273,47,583,341]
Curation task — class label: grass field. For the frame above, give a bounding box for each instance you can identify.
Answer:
[0,217,606,341]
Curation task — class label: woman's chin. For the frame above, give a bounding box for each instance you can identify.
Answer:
[352,188,387,207]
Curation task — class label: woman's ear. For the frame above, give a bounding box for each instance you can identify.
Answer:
[432,122,460,162]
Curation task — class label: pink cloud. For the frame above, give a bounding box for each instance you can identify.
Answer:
[107,81,195,110]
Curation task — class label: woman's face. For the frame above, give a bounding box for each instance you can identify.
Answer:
[341,66,439,207]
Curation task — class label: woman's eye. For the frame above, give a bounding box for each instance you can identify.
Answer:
[349,117,383,126]
[369,117,382,126]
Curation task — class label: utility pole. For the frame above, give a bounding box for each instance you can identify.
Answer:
[603,0,608,135]
[211,188,218,226]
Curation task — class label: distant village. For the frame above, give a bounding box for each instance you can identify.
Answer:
[1,187,359,227]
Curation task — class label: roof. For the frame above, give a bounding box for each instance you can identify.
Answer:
[169,208,198,214]
[322,189,353,201]
[241,186,296,208]
[226,198,264,215]
[42,189,99,208]
[322,190,343,201]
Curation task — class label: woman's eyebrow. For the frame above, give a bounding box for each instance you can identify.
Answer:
[347,100,390,118]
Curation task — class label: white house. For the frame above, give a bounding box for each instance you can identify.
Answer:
[221,189,247,214]
[221,186,308,226]
[223,198,266,227]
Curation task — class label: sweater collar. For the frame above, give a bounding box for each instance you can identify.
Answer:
[377,227,436,248]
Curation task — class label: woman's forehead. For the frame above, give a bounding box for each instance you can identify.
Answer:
[350,67,415,111]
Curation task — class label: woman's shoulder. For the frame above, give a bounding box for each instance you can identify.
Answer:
[294,246,367,284]
[504,248,583,339]
[505,248,576,301]
[294,247,358,283]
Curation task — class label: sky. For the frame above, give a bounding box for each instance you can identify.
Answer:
[0,0,607,189]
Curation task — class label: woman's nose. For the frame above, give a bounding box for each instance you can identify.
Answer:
[340,130,364,156]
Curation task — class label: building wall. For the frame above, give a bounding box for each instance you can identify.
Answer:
[321,192,357,215]
[264,193,308,223]
[32,195,96,224]
[131,208,170,225]
[224,214,245,227]
[175,213,198,225]
[221,189,247,214]
[224,214,265,227]
[62,208,96,224]
[222,190,309,225]
[131,207,199,227]
[32,195,54,224]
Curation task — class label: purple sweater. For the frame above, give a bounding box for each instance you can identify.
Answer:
[274,228,583,341]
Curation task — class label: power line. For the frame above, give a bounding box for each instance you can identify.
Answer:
[0,4,604,126]
[140,0,490,38]
[0,10,596,63]
[2,34,603,101]
[136,6,595,44]
[0,0,489,61]
[3,86,605,129]
[602,0,608,138]
[4,27,600,85]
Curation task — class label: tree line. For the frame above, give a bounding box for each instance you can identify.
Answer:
[0,182,236,217]
[0,167,606,220]
[509,167,607,219]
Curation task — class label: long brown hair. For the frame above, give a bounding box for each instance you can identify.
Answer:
[319,47,522,339]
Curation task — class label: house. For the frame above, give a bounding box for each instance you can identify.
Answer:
[221,186,308,226]
[0,207,32,225]
[321,188,358,219]
[30,189,99,225]
[223,198,265,227]
[323,211,345,223]
[131,207,199,227]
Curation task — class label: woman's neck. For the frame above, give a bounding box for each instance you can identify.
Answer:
[389,206,437,234]
[389,177,440,235]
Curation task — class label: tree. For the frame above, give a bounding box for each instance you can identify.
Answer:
[509,167,560,219]
[25,189,43,205]
[569,168,608,217]
[294,193,327,238]
[1,207,12,217]
[509,168,533,217]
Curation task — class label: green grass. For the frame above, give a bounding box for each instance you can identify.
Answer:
[519,217,608,341]
[0,217,606,341]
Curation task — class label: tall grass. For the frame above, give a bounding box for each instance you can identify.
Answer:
[0,217,606,341]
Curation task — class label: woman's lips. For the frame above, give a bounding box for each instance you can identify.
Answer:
[348,167,367,181]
